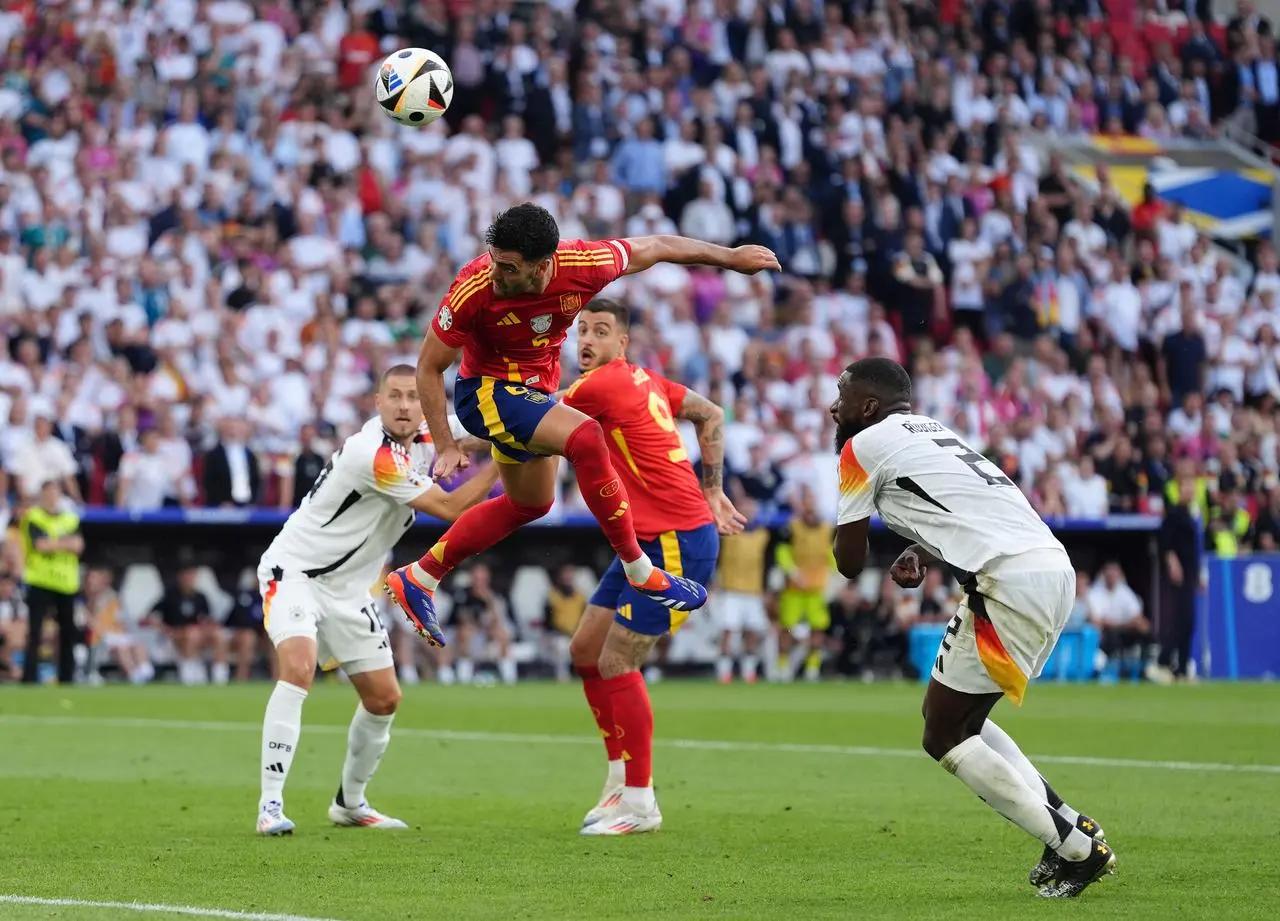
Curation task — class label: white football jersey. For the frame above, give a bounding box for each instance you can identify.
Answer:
[836,413,1065,575]
[262,416,464,593]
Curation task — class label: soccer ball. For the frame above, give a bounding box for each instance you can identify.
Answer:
[374,48,454,126]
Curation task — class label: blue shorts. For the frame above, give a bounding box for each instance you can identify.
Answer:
[589,523,720,636]
[454,376,558,464]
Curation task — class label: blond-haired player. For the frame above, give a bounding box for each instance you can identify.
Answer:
[255,365,496,835]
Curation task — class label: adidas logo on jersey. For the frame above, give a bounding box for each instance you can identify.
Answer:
[496,313,521,327]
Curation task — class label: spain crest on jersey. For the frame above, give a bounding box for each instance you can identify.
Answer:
[531,313,553,334]
[559,292,582,316]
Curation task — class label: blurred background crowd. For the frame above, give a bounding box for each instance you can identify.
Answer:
[1,0,1278,686]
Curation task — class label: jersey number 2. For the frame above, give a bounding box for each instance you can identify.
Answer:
[932,438,1014,487]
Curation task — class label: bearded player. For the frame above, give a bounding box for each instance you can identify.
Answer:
[562,299,746,835]
[830,358,1114,898]
[385,203,777,645]
[255,366,496,836]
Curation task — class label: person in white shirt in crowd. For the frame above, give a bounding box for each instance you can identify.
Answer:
[8,401,80,501]
[1085,562,1151,680]
[1061,455,1110,520]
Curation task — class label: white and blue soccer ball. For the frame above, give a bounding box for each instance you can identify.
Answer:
[374,48,454,126]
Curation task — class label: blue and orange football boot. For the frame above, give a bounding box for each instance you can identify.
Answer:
[384,566,447,647]
[628,568,708,613]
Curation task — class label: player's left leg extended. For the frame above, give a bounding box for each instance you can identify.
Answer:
[924,595,1114,899]
[569,600,625,825]
[332,665,407,829]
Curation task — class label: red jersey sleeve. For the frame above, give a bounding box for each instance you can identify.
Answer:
[561,364,612,418]
[560,239,632,293]
[657,374,689,417]
[432,258,490,348]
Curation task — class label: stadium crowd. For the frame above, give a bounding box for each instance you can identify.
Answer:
[1,0,1278,685]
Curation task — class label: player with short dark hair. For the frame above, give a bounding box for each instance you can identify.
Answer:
[563,298,746,835]
[829,358,1115,899]
[384,203,777,649]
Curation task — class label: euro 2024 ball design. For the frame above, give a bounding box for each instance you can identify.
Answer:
[375,48,454,126]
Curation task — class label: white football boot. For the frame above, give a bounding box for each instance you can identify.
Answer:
[580,802,663,836]
[256,800,295,836]
[328,801,408,829]
[581,786,624,828]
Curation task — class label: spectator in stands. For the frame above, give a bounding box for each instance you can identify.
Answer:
[20,481,82,685]
[544,564,587,684]
[437,563,516,686]
[775,489,835,682]
[1086,562,1152,682]
[203,418,262,508]
[713,496,772,684]
[149,565,226,686]
[84,566,152,685]
[116,428,180,511]
[290,423,328,507]
[0,570,27,681]
[9,403,80,501]
[1156,472,1205,684]
[224,580,270,683]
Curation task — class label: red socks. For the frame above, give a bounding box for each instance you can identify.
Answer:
[564,421,644,564]
[601,671,653,788]
[419,495,551,581]
[578,665,624,761]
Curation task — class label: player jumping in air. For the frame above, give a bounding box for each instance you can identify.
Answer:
[384,203,777,645]
[829,358,1114,899]
[562,299,747,835]
[255,366,497,836]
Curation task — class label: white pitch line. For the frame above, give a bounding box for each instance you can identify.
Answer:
[3,714,1279,776]
[0,895,347,921]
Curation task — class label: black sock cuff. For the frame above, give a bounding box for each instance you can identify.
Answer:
[1042,776,1065,810]
[1047,806,1074,843]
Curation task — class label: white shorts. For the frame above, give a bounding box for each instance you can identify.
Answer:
[930,549,1074,706]
[258,564,393,676]
[715,592,770,633]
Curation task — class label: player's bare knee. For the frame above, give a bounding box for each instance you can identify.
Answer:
[569,633,598,668]
[362,686,401,716]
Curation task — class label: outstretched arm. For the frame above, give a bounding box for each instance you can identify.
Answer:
[419,329,469,477]
[677,390,747,535]
[623,235,780,276]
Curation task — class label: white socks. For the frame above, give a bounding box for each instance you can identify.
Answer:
[606,759,625,789]
[341,704,394,808]
[498,657,517,685]
[622,784,657,813]
[981,720,1083,827]
[260,681,308,807]
[940,736,1092,861]
[621,555,655,585]
[716,656,733,682]
[408,562,440,592]
[742,655,759,682]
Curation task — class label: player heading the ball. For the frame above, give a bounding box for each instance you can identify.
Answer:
[383,203,778,645]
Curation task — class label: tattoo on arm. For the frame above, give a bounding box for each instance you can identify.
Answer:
[678,391,725,490]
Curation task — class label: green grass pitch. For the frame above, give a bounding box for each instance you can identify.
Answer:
[1,680,1277,920]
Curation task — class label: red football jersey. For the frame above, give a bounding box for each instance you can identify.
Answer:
[563,358,714,541]
[431,239,632,393]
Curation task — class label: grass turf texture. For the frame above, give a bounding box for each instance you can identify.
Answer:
[1,681,1276,921]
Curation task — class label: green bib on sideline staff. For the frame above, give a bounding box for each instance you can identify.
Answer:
[21,505,80,594]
